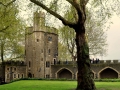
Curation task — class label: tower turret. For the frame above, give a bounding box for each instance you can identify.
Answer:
[33,11,45,31]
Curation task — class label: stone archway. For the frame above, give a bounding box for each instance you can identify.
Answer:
[28,73,32,78]
[57,68,73,79]
[99,67,118,79]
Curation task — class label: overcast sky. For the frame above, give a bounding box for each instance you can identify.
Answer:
[102,15,120,60]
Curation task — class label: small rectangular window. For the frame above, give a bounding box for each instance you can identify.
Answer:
[36,39,39,42]
[7,68,9,71]
[14,68,16,71]
[18,74,20,78]
[41,58,43,61]
[48,36,52,41]
[46,75,50,78]
[48,49,50,55]
[41,49,43,53]
[46,61,50,67]
[7,74,9,78]
[14,74,16,78]
[29,61,31,67]
[22,74,24,78]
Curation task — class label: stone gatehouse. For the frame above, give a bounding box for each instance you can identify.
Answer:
[0,11,120,83]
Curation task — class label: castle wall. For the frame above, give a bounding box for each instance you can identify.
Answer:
[4,61,26,82]
[51,60,120,79]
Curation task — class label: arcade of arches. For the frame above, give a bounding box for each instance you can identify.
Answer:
[55,67,119,79]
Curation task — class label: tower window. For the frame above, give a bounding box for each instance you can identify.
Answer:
[7,74,9,78]
[41,58,43,61]
[14,68,16,71]
[18,74,20,78]
[7,68,9,71]
[29,61,31,67]
[41,49,43,53]
[36,39,39,42]
[46,74,50,78]
[48,49,50,55]
[46,61,50,67]
[14,74,16,78]
[48,36,52,41]
[22,74,24,78]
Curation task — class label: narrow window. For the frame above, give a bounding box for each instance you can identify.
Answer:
[41,58,43,61]
[48,36,52,41]
[7,68,9,71]
[14,74,16,78]
[14,68,16,71]
[36,39,39,42]
[7,74,9,78]
[46,75,50,78]
[22,74,24,78]
[41,49,43,53]
[18,74,20,78]
[29,61,31,67]
[46,61,50,67]
[48,49,50,55]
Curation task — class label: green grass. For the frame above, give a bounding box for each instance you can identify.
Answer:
[0,80,120,90]
[96,82,120,90]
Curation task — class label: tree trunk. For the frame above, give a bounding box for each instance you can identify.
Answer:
[75,25,96,90]
[0,43,5,83]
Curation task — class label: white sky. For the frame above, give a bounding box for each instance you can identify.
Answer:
[102,15,120,60]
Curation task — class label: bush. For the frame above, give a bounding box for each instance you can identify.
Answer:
[94,79,120,82]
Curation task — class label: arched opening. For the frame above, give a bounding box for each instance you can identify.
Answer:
[57,69,72,79]
[28,73,32,78]
[100,68,118,79]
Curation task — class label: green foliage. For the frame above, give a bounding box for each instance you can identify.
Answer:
[0,0,25,61]
[58,6,108,60]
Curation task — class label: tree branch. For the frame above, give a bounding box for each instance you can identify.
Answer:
[0,26,9,32]
[84,0,89,5]
[66,0,80,11]
[0,0,16,7]
[30,0,76,28]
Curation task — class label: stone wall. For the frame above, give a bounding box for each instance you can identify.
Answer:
[51,60,120,79]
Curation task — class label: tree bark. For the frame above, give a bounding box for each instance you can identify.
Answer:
[0,42,5,83]
[75,24,96,90]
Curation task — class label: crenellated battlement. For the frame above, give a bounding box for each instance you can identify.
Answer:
[1,59,26,66]
[98,60,119,64]
[25,11,58,37]
[51,60,120,65]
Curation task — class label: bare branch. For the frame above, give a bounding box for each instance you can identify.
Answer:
[30,0,76,28]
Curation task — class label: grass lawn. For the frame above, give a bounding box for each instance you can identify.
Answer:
[0,80,120,90]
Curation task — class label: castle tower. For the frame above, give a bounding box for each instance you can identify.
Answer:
[33,11,45,32]
[25,11,58,78]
